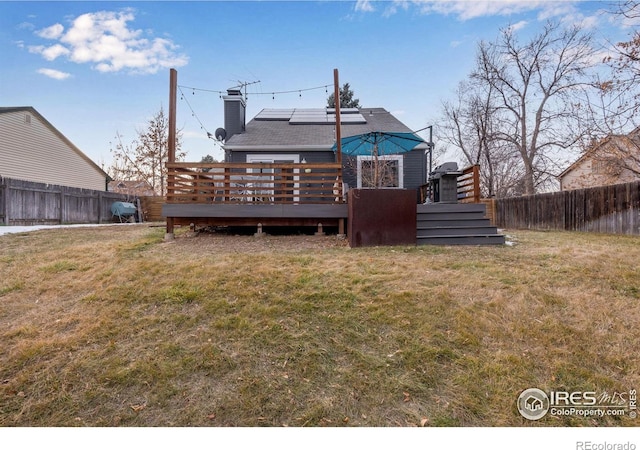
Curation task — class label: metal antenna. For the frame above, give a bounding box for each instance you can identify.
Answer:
[229,80,261,101]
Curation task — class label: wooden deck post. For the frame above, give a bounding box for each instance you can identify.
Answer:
[472,164,481,203]
[166,68,177,240]
[333,69,342,166]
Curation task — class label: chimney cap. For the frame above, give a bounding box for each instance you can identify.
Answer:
[227,88,242,96]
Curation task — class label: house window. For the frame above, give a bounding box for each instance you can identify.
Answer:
[357,154,403,188]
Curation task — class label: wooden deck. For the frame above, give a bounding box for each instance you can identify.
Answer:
[163,162,347,230]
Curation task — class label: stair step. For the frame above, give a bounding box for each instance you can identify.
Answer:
[417,203,487,214]
[417,226,501,237]
[417,212,488,221]
[417,234,506,246]
[417,218,491,227]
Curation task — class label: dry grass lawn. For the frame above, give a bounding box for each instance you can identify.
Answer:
[0,224,639,427]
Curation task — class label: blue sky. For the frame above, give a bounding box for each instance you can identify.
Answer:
[0,1,632,168]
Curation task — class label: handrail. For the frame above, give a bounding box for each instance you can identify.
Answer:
[457,164,481,203]
[419,164,481,203]
[166,162,344,204]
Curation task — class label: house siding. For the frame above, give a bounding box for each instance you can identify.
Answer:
[229,150,335,164]
[560,156,639,191]
[0,109,106,191]
[403,149,427,191]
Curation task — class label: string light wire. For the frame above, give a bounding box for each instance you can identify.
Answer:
[178,86,223,149]
[177,80,333,149]
[178,82,332,98]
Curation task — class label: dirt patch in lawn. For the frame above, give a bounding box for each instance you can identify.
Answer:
[167,228,350,254]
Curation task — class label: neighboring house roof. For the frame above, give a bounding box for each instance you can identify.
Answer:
[559,135,617,179]
[559,129,640,190]
[224,107,428,151]
[0,106,111,182]
[108,179,156,196]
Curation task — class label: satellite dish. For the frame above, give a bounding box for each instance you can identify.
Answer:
[214,127,227,141]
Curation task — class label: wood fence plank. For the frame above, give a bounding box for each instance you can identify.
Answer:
[494,181,640,235]
[2,176,133,225]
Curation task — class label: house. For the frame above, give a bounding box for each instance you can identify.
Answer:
[108,179,156,197]
[162,89,430,233]
[559,130,640,191]
[0,106,110,191]
[162,87,501,244]
[221,89,431,199]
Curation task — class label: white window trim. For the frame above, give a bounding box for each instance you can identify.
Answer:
[356,154,404,189]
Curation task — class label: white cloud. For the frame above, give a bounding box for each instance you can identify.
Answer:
[17,22,35,31]
[26,9,188,75]
[41,44,70,61]
[36,23,64,39]
[380,0,581,21]
[508,20,528,32]
[355,0,376,13]
[37,68,71,80]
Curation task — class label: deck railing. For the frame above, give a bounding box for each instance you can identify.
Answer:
[457,164,481,203]
[419,164,481,203]
[166,162,344,204]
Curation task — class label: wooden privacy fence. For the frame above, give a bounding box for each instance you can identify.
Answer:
[494,181,640,235]
[166,162,344,204]
[0,176,133,226]
[139,196,164,222]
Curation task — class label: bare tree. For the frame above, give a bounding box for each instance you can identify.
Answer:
[440,80,524,197]
[109,106,185,196]
[472,21,595,195]
[578,1,640,180]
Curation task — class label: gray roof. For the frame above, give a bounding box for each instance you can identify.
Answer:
[225,107,421,150]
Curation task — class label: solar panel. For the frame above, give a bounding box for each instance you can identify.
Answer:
[255,109,294,120]
[326,108,360,114]
[340,114,367,124]
[255,108,367,125]
[289,115,329,124]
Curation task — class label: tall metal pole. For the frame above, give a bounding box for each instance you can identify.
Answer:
[428,125,433,177]
[333,68,342,165]
[166,68,177,238]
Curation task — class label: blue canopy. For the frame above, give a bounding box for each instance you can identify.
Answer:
[332,131,425,156]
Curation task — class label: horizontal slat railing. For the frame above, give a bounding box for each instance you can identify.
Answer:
[457,165,481,203]
[166,162,344,204]
[419,164,481,203]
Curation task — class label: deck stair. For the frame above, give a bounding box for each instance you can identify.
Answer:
[417,203,505,245]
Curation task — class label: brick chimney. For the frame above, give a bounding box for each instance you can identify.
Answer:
[223,88,246,140]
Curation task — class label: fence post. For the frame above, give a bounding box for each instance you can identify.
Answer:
[58,187,64,224]
[0,176,7,225]
[98,191,103,223]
